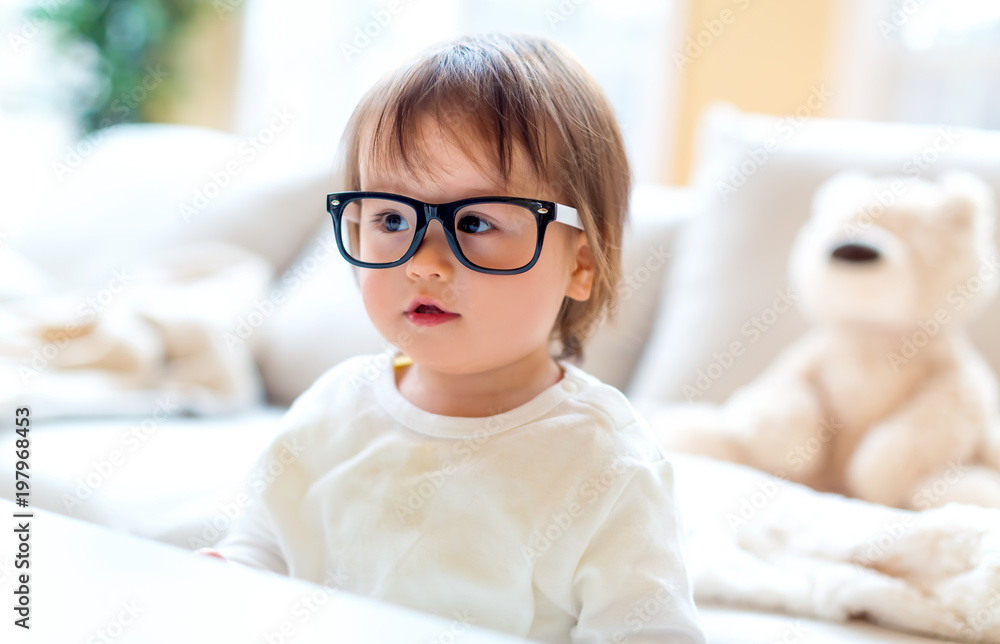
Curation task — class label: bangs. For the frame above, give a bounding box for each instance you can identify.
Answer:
[344,35,563,194]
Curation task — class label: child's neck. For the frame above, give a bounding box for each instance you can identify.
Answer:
[394,348,565,418]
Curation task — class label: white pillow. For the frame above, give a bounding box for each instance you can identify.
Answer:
[10,123,328,290]
[255,225,387,405]
[630,103,1000,407]
[255,184,696,405]
[586,184,696,394]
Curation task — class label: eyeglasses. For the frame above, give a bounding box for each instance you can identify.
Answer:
[326,191,583,275]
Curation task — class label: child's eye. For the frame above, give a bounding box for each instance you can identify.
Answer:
[373,212,410,233]
[457,214,496,234]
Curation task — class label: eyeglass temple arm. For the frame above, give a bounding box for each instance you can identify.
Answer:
[555,204,583,231]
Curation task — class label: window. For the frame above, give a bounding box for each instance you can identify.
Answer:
[833,0,1000,129]
[234,0,681,182]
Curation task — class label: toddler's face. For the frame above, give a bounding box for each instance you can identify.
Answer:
[358,117,592,375]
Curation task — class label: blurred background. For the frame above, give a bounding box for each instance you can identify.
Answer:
[4,8,1000,640]
[2,0,999,238]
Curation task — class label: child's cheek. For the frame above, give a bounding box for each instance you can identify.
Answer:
[481,276,553,333]
[358,271,395,328]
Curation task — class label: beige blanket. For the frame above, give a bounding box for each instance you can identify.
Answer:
[1,240,997,642]
[673,453,1000,642]
[0,241,272,418]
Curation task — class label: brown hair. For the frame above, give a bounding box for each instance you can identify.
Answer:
[334,33,631,364]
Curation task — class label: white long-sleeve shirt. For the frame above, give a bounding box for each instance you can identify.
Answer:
[216,351,705,644]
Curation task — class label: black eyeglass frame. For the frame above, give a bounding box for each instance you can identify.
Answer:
[326,191,584,275]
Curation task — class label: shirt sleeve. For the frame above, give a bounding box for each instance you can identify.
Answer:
[212,440,290,575]
[212,359,353,574]
[570,458,706,644]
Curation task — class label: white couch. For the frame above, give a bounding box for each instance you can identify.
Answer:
[5,104,1000,643]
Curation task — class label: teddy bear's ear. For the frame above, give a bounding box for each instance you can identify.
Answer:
[938,170,996,228]
[811,170,872,215]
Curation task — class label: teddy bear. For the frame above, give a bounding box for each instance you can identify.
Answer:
[650,170,1000,510]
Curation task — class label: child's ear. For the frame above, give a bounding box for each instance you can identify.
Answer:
[564,230,594,301]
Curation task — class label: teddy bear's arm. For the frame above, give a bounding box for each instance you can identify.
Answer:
[651,332,840,485]
[845,369,990,508]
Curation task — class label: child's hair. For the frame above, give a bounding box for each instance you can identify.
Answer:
[334,33,631,364]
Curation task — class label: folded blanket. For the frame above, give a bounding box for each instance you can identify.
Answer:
[672,453,1000,642]
[0,241,272,419]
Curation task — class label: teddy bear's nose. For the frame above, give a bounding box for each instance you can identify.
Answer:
[831,243,880,263]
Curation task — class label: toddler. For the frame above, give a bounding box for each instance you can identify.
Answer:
[203,33,705,644]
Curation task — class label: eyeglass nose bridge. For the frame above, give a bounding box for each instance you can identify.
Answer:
[405,203,461,263]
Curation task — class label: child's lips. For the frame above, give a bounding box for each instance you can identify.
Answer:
[406,298,457,315]
[405,309,460,326]
[404,299,460,326]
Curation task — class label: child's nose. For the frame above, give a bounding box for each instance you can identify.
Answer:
[406,219,455,278]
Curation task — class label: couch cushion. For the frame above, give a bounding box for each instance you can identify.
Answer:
[0,406,285,549]
[588,184,696,394]
[8,123,329,291]
[630,103,1000,408]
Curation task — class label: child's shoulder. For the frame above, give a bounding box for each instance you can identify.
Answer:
[253,352,389,457]
[557,361,664,461]
[280,352,388,421]
[560,361,639,425]
[306,352,389,391]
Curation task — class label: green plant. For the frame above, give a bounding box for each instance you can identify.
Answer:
[37,0,204,132]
